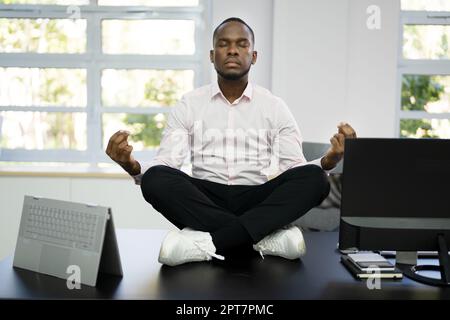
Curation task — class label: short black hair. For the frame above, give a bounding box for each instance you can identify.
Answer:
[212,17,255,46]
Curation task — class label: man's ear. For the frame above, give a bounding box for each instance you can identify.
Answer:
[210,50,214,63]
[251,51,258,65]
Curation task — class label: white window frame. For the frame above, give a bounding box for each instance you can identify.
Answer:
[397,9,450,137]
[0,0,211,166]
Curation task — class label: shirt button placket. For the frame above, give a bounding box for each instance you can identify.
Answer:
[227,107,235,185]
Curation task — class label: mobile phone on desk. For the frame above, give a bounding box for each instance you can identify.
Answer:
[348,252,395,271]
[340,255,403,280]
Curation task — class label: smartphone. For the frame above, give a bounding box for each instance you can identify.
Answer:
[348,253,395,271]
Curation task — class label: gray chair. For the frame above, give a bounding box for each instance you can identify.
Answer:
[293,142,342,232]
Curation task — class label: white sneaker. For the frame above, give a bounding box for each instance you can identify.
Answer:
[180,227,206,239]
[253,225,306,260]
[158,229,225,266]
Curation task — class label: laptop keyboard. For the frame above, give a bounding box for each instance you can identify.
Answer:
[22,204,99,251]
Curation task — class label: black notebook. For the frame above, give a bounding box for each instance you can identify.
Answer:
[341,256,403,280]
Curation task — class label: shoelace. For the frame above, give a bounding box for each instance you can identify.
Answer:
[193,241,225,261]
[258,250,265,259]
[257,237,283,260]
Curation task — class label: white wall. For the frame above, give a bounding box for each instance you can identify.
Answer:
[272,0,400,142]
[345,0,400,138]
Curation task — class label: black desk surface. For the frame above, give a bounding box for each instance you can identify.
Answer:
[1,229,449,299]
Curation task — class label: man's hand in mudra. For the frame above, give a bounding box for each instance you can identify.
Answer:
[106,130,141,176]
[321,122,357,170]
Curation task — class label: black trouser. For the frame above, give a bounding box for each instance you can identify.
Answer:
[140,164,330,255]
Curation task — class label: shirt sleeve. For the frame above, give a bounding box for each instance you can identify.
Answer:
[131,97,190,185]
[271,98,329,174]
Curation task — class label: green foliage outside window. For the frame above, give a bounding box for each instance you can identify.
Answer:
[124,77,180,147]
[401,75,444,138]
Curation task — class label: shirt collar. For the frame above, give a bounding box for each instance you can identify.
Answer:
[210,81,254,103]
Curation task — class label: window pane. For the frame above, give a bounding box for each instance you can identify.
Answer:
[0,67,86,107]
[401,0,450,11]
[0,18,86,54]
[400,119,450,138]
[0,0,88,4]
[102,69,194,107]
[401,75,450,113]
[0,111,87,149]
[102,113,167,150]
[98,0,198,6]
[403,25,450,59]
[102,20,195,55]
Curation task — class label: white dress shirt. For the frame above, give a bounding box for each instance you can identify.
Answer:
[133,82,324,186]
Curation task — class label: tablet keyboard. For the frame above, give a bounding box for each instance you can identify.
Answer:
[22,204,99,251]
